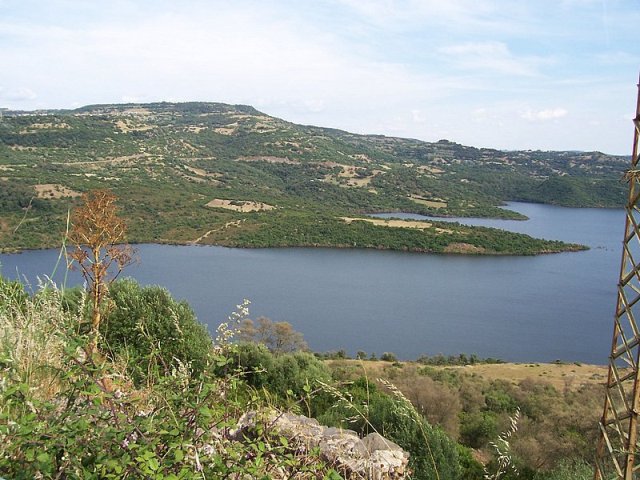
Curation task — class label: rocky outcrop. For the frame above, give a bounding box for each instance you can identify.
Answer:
[232,411,410,479]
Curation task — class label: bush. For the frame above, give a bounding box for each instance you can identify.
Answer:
[234,342,331,399]
[100,278,213,383]
[380,352,397,362]
[459,411,499,448]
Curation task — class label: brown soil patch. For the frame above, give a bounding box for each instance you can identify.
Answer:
[214,126,237,135]
[341,217,431,230]
[34,184,82,199]
[205,199,275,212]
[443,243,485,254]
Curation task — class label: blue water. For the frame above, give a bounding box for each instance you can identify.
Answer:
[0,202,625,364]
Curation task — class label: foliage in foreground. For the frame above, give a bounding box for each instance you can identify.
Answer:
[0,279,331,478]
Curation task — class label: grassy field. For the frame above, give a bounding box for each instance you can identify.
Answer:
[341,359,608,392]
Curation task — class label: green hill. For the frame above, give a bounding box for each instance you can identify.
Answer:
[0,101,626,253]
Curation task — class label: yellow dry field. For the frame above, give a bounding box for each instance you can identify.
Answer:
[454,362,608,392]
[122,108,151,115]
[341,217,431,230]
[409,195,447,209]
[344,177,373,187]
[322,164,385,188]
[351,153,372,162]
[252,122,278,133]
[20,122,71,133]
[115,120,154,133]
[336,360,608,393]
[417,165,445,174]
[214,126,236,135]
[205,199,275,212]
[34,184,82,199]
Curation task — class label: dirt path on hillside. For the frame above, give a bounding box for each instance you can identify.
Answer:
[191,220,243,244]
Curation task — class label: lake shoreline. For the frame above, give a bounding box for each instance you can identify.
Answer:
[0,203,624,364]
[1,236,588,257]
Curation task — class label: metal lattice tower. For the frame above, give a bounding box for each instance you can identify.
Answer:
[595,76,640,480]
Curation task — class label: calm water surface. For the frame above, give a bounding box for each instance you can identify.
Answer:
[0,202,626,364]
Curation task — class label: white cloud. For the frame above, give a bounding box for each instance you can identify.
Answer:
[520,107,568,121]
[411,109,426,123]
[438,41,545,76]
[331,0,502,31]
[1,86,37,101]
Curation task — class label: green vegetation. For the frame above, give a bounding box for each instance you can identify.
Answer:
[0,101,621,254]
[328,359,602,479]
[0,273,599,479]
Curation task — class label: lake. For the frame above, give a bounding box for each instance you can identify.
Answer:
[0,202,626,364]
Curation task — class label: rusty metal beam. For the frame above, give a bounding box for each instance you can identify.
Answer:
[595,74,640,480]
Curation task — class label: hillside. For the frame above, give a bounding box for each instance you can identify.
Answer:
[0,102,627,253]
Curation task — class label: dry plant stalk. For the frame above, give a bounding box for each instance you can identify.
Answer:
[67,189,133,354]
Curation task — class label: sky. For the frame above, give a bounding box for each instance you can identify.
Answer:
[0,0,638,155]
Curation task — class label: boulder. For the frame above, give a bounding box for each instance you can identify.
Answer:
[232,410,410,479]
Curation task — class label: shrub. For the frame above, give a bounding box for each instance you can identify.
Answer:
[234,342,331,399]
[100,278,213,383]
[459,411,499,448]
[380,351,397,362]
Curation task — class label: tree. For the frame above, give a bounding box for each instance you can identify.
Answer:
[238,316,307,353]
[67,189,133,354]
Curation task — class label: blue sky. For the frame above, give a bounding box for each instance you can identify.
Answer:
[1,0,638,154]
